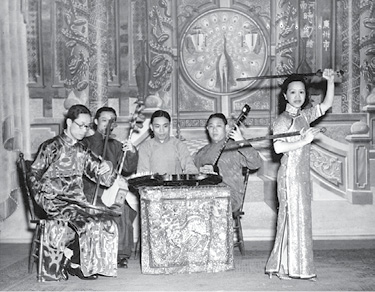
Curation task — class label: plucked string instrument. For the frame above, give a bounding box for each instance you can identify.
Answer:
[212,104,251,168]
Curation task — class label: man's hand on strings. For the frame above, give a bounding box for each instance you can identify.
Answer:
[228,124,245,142]
[98,161,111,175]
[122,140,136,153]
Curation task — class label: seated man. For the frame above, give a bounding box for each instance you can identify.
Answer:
[28,104,118,281]
[82,106,138,268]
[137,110,198,174]
[194,113,262,212]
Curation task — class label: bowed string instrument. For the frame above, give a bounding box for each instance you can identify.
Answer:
[92,101,145,209]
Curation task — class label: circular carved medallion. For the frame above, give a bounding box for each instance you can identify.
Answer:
[180,8,268,95]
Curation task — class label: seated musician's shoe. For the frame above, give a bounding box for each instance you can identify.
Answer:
[60,255,71,281]
[67,265,98,280]
[117,257,128,269]
[61,267,69,281]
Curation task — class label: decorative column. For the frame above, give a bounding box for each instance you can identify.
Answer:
[345,122,373,204]
[359,0,375,189]
[339,0,361,113]
[359,0,375,111]
[363,91,375,189]
[57,0,109,114]
[87,0,109,113]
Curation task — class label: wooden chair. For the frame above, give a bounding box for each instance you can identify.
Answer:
[16,152,47,282]
[232,167,251,256]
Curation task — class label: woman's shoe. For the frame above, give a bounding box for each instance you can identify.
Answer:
[276,273,292,280]
[308,276,317,282]
[60,256,70,281]
[67,265,98,280]
[61,267,69,281]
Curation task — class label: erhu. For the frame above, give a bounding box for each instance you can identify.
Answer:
[91,117,114,207]
[100,101,145,207]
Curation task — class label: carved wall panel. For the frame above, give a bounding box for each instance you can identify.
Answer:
[178,79,216,113]
[107,0,120,87]
[130,0,175,111]
[53,0,113,112]
[26,0,43,87]
[311,148,343,186]
[355,145,369,189]
[30,126,60,154]
[27,0,133,148]
[310,142,346,198]
[359,0,375,110]
[130,0,148,91]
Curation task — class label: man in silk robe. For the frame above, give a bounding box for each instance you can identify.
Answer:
[29,104,118,281]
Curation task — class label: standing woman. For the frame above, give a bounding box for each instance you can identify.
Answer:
[265,69,335,281]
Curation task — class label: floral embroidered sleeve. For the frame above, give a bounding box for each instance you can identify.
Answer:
[83,148,117,187]
[28,140,59,200]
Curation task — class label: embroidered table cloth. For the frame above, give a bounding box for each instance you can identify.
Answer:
[139,185,234,274]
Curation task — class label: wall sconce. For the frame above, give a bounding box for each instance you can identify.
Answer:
[243,30,259,52]
[188,26,206,52]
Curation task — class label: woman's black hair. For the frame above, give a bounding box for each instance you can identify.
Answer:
[64,104,91,129]
[278,74,310,114]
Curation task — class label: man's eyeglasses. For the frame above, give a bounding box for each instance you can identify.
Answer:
[73,121,92,130]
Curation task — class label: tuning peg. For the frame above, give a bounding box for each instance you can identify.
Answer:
[136,114,146,122]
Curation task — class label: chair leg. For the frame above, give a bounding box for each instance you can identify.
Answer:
[28,226,39,274]
[237,217,245,256]
[37,222,45,282]
[133,236,141,260]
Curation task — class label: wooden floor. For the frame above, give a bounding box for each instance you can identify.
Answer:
[1,240,375,291]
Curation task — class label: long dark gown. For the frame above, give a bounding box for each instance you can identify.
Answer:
[82,130,139,259]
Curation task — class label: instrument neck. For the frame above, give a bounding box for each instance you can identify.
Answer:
[212,135,231,166]
[117,130,133,176]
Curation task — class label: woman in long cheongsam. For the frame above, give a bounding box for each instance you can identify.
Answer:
[29,104,118,281]
[265,69,335,281]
